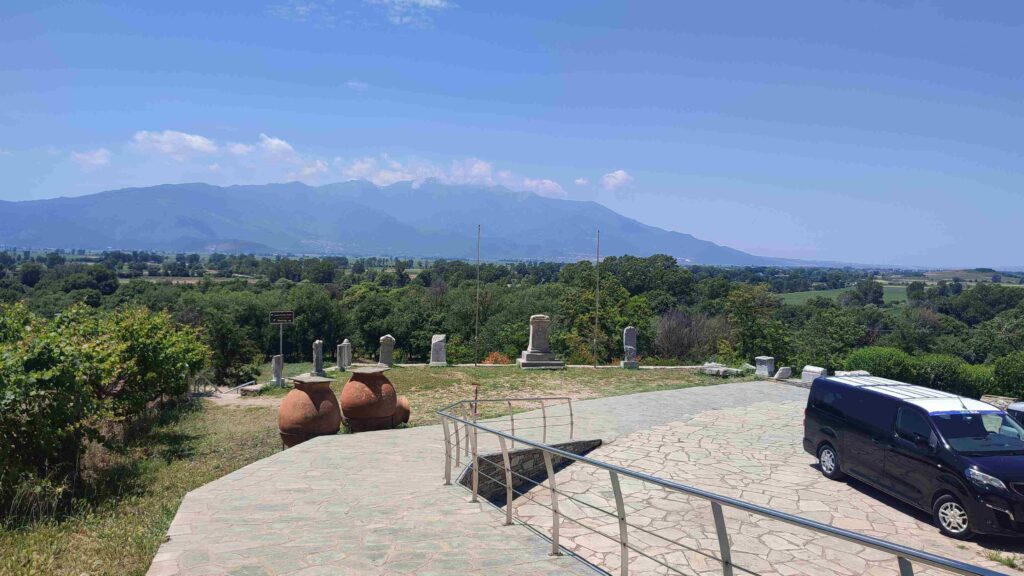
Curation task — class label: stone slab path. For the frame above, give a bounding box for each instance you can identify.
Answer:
[513,396,1017,575]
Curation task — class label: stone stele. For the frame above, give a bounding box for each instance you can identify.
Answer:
[430,334,447,367]
[338,339,352,370]
[312,339,325,376]
[378,334,396,367]
[271,354,284,386]
[801,365,827,383]
[517,314,564,369]
[621,325,638,369]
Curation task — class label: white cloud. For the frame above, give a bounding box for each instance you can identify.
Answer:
[522,178,567,199]
[71,148,112,168]
[365,0,454,27]
[574,177,588,186]
[292,158,329,179]
[268,1,337,26]
[346,79,370,92]
[258,133,296,157]
[207,163,221,172]
[227,142,254,156]
[133,130,217,160]
[601,169,633,190]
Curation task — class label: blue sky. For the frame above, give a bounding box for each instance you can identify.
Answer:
[1,1,1022,267]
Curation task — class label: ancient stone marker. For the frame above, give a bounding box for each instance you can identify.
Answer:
[755,356,775,378]
[621,326,638,369]
[517,314,565,369]
[378,334,396,367]
[337,339,352,371]
[272,354,284,387]
[801,365,827,382]
[773,366,793,380]
[312,339,325,376]
[835,369,870,377]
[430,334,447,367]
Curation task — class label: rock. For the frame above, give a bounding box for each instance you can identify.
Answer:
[773,366,793,380]
[517,314,565,369]
[755,356,775,378]
[740,363,756,372]
[801,365,828,382]
[430,334,447,367]
[378,334,395,367]
[835,370,870,377]
[621,326,638,369]
[700,362,741,377]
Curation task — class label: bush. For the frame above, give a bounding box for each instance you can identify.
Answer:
[844,346,913,381]
[909,354,979,398]
[0,303,210,522]
[994,351,1024,399]
[483,351,512,365]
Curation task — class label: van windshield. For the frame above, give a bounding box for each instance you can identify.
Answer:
[931,411,1024,455]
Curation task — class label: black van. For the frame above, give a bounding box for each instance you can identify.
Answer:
[803,375,1024,538]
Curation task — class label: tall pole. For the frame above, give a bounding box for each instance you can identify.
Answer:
[593,229,600,367]
[279,324,283,358]
[475,224,481,366]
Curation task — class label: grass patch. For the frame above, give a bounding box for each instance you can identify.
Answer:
[780,285,908,305]
[985,551,1022,570]
[255,364,755,426]
[0,402,279,576]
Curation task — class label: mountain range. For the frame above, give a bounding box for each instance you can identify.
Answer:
[0,181,785,265]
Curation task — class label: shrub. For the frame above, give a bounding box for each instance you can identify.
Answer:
[483,351,512,365]
[994,351,1024,399]
[909,354,979,398]
[844,347,913,381]
[963,363,996,397]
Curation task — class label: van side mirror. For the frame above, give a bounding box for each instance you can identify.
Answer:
[913,434,930,449]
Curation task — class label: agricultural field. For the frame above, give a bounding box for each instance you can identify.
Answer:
[780,284,908,305]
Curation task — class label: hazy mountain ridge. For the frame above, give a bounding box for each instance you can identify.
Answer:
[0,181,782,264]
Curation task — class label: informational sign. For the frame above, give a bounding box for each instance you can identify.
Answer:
[270,311,295,324]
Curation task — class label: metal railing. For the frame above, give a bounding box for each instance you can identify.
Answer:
[437,397,1005,576]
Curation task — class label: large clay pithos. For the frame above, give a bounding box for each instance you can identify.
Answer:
[340,367,410,432]
[278,374,341,448]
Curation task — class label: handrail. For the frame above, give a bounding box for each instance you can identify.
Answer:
[437,398,1005,576]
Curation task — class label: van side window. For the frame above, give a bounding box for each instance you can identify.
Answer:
[810,383,843,416]
[896,408,932,443]
[845,389,895,433]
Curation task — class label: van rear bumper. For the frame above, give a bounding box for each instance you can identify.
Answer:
[802,437,816,457]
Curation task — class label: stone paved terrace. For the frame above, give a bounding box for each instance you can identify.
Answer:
[148,381,1017,575]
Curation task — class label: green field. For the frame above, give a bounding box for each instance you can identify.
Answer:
[780,285,908,305]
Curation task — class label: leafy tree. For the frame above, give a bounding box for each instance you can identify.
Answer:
[794,308,864,372]
[844,279,884,307]
[724,284,790,363]
[19,262,44,287]
[994,352,1024,399]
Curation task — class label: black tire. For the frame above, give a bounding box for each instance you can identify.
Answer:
[933,494,973,539]
[817,443,845,480]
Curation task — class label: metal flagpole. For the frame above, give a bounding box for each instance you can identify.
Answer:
[475,224,481,366]
[593,229,600,367]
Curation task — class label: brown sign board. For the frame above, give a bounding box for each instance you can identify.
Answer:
[269,311,295,324]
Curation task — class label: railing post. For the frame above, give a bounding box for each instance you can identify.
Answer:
[499,436,514,525]
[609,471,629,576]
[540,400,548,444]
[464,404,472,458]
[441,416,453,485]
[470,424,479,503]
[543,451,562,556]
[567,398,574,440]
[897,557,914,576]
[453,418,461,468]
[711,502,733,576]
[507,400,515,450]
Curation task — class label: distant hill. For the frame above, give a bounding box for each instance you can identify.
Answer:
[0,180,784,265]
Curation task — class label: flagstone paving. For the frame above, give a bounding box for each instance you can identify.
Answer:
[512,398,1019,575]
[149,380,1016,575]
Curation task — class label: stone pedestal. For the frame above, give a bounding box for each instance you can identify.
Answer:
[621,326,638,369]
[755,356,775,378]
[312,339,325,376]
[378,334,395,367]
[272,354,284,387]
[338,339,352,371]
[517,314,564,369]
[430,334,447,367]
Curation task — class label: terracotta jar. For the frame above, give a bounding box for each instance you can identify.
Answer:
[392,395,411,427]
[340,367,401,432]
[278,374,341,448]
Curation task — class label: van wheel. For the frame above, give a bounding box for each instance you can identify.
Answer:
[818,444,845,480]
[933,495,973,539]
